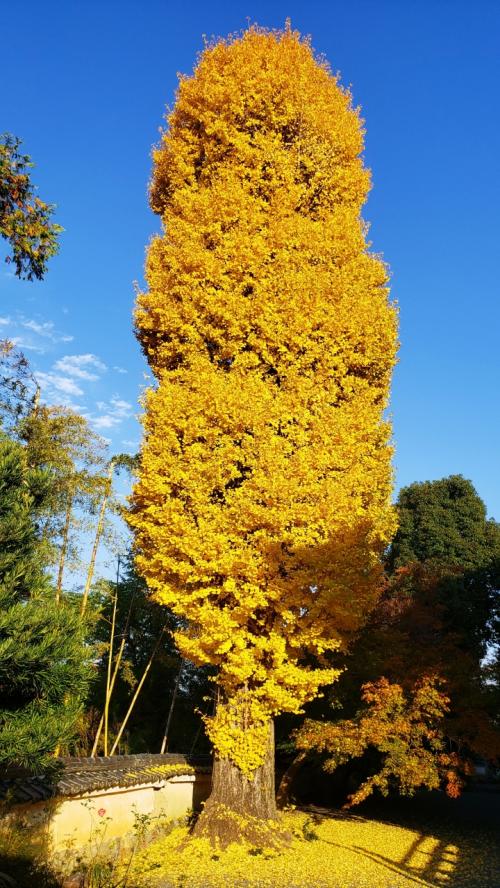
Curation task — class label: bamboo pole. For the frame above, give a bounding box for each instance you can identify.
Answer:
[90,580,135,757]
[90,635,125,757]
[109,627,166,756]
[103,555,120,756]
[160,662,183,754]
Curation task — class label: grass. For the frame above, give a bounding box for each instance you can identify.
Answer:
[117,791,499,888]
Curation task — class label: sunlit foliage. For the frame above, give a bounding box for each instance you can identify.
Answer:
[294,675,464,806]
[131,25,397,777]
[0,134,62,280]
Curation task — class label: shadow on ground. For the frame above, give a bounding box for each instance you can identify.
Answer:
[302,789,500,887]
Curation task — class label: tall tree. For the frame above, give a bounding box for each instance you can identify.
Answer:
[130,26,397,845]
[19,404,110,590]
[0,434,89,772]
[291,478,500,804]
[1,345,114,588]
[388,475,500,662]
[0,134,62,281]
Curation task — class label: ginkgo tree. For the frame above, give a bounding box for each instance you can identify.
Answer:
[130,25,398,845]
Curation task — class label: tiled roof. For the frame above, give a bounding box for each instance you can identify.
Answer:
[0,753,211,804]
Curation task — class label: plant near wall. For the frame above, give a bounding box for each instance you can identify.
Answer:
[130,25,397,845]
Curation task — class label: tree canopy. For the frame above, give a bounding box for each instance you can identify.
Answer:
[388,475,500,573]
[0,434,90,772]
[0,134,62,281]
[130,25,397,842]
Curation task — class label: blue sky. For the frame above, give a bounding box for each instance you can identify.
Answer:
[2,0,500,533]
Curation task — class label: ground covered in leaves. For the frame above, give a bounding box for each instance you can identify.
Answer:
[119,791,499,888]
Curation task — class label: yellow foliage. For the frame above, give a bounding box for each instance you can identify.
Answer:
[129,26,398,775]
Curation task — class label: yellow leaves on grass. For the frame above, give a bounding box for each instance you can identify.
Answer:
[130,25,398,776]
[119,810,474,888]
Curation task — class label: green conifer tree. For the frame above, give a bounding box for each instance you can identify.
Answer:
[0,434,90,773]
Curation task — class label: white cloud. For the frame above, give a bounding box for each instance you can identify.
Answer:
[0,317,11,326]
[91,415,118,429]
[36,371,84,398]
[9,336,45,353]
[21,318,73,343]
[89,396,133,431]
[54,353,107,381]
[113,366,128,374]
[110,397,132,416]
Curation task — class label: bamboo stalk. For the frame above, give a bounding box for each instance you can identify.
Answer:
[160,662,183,754]
[109,627,166,756]
[90,581,135,757]
[90,635,126,757]
[103,556,120,756]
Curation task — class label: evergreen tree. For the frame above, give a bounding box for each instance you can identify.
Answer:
[388,474,500,572]
[0,434,89,773]
[388,475,500,661]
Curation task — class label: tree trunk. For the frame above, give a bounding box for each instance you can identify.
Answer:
[160,661,183,754]
[81,460,114,616]
[276,751,307,808]
[56,492,73,602]
[193,720,286,848]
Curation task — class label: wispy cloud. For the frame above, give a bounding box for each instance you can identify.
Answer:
[21,318,73,343]
[0,317,11,326]
[113,366,128,374]
[35,353,108,409]
[9,336,45,353]
[54,353,107,381]
[36,371,84,399]
[90,396,133,430]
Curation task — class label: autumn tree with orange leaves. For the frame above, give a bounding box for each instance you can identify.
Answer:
[130,25,397,845]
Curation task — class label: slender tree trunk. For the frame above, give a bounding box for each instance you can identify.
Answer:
[91,581,135,757]
[276,751,307,808]
[56,492,73,602]
[160,662,183,753]
[90,636,125,757]
[109,627,166,756]
[81,461,114,616]
[103,559,120,755]
[194,719,283,848]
